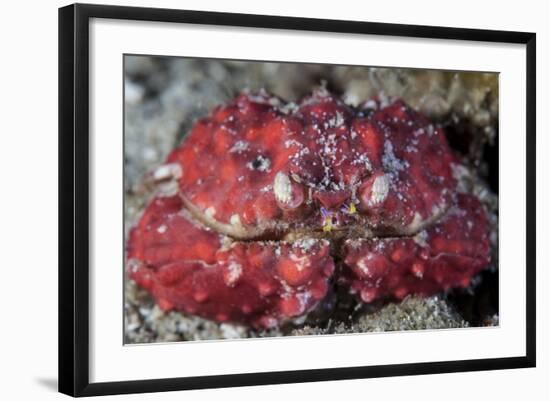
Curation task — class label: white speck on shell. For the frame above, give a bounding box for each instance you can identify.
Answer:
[326,111,345,128]
[296,291,312,314]
[382,140,408,172]
[225,261,242,287]
[290,253,311,271]
[413,230,428,247]
[357,255,374,278]
[229,140,249,153]
[427,124,435,136]
[294,238,316,251]
[364,99,378,109]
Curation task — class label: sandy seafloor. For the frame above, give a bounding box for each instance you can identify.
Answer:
[124,55,500,343]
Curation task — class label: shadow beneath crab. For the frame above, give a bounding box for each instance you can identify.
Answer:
[447,268,499,327]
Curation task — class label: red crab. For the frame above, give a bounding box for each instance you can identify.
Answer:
[126,89,491,329]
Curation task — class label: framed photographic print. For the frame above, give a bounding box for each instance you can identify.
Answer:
[58,3,536,397]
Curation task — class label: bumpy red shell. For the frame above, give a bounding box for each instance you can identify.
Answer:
[127,89,491,328]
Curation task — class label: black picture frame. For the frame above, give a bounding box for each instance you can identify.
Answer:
[58,3,536,397]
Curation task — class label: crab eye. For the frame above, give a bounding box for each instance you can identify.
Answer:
[247,155,271,172]
[251,158,263,169]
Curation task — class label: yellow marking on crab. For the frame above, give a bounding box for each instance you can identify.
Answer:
[323,218,333,232]
[348,203,357,215]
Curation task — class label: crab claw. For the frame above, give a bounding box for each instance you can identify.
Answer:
[127,195,334,328]
[341,193,491,303]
